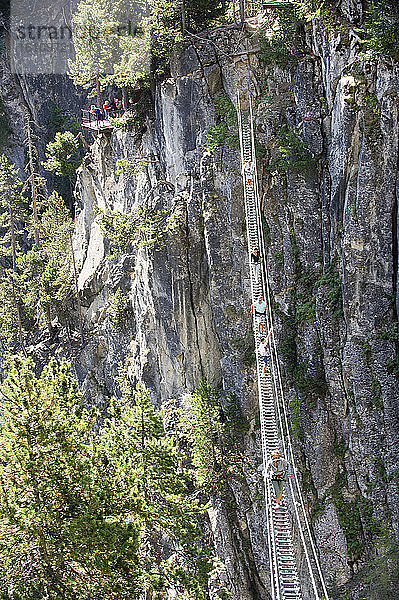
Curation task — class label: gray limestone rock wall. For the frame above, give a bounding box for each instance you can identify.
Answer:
[0,10,87,182]
[0,2,398,599]
[70,14,399,599]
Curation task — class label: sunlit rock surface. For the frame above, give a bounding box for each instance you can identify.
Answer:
[1,2,399,598]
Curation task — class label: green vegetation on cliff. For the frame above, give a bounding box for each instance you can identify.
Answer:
[0,358,212,600]
[0,156,76,347]
[68,0,231,95]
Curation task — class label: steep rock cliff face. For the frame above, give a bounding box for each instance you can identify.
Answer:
[71,11,399,597]
[0,12,87,174]
[2,2,398,598]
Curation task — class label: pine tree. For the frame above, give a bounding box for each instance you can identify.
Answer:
[0,154,29,351]
[0,156,27,270]
[0,359,213,599]
[0,357,141,600]
[68,0,151,100]
[185,0,227,29]
[68,0,229,94]
[25,114,41,247]
[39,191,83,342]
[181,380,226,491]
[0,148,84,345]
[37,191,75,327]
[42,131,81,179]
[98,378,212,599]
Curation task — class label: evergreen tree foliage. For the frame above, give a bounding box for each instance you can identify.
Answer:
[0,155,29,348]
[95,201,183,255]
[146,0,182,78]
[99,379,212,598]
[0,154,28,264]
[68,0,152,94]
[362,0,399,61]
[0,165,76,343]
[106,287,130,326]
[0,268,31,346]
[180,381,248,494]
[42,131,82,178]
[68,0,231,94]
[37,191,75,321]
[181,380,226,491]
[0,359,212,600]
[185,0,227,29]
[0,357,104,600]
[19,192,75,329]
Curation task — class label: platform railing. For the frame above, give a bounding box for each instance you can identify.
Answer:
[81,108,128,127]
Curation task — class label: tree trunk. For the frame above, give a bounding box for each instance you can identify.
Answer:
[26,116,40,248]
[239,0,245,24]
[96,69,102,109]
[180,0,187,33]
[141,406,148,502]
[46,304,54,334]
[122,87,128,109]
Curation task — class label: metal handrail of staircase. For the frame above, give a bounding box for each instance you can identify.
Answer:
[248,93,329,600]
[237,89,303,600]
[237,84,332,598]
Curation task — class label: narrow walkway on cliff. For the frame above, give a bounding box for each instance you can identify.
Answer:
[236,56,331,600]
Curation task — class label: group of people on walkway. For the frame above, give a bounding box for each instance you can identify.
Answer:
[249,246,272,373]
[89,98,124,122]
[248,245,289,507]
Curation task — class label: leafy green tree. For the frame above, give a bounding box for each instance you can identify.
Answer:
[185,0,227,30]
[274,125,315,173]
[106,287,130,326]
[147,0,182,77]
[0,185,79,342]
[95,200,183,255]
[181,380,226,490]
[33,191,79,334]
[0,155,27,266]
[147,0,229,78]
[0,189,76,338]
[0,358,212,600]
[69,0,151,100]
[180,381,248,493]
[0,356,143,600]
[0,268,33,348]
[0,150,81,345]
[48,102,80,135]
[362,0,399,61]
[99,379,212,598]
[42,131,82,178]
[68,0,231,94]
[206,93,239,152]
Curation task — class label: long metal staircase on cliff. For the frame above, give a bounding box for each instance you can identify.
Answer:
[236,90,331,600]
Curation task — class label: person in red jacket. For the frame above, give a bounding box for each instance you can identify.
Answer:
[103,100,111,116]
